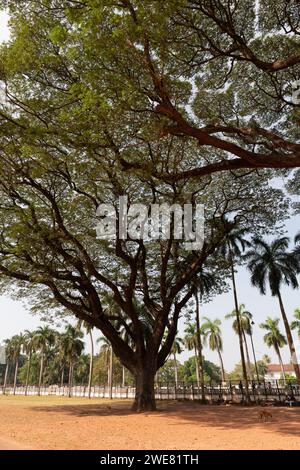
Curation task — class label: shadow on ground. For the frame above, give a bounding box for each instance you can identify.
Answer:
[31,401,300,437]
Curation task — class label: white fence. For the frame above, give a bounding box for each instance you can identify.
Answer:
[1,381,299,403]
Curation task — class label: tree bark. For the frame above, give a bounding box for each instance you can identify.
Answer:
[25,351,32,396]
[173,352,178,387]
[13,359,19,395]
[217,349,226,383]
[195,291,206,402]
[109,346,113,399]
[122,366,126,387]
[242,330,254,380]
[277,291,300,385]
[68,361,73,398]
[230,256,250,401]
[194,345,200,387]
[132,366,156,412]
[276,347,287,386]
[3,362,9,393]
[38,353,44,396]
[88,331,94,399]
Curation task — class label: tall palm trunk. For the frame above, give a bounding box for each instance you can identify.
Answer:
[88,330,94,399]
[276,346,287,386]
[38,352,44,396]
[25,351,32,396]
[68,361,74,398]
[217,348,226,383]
[109,346,113,399]
[3,362,9,393]
[278,291,300,385]
[195,291,206,402]
[122,366,126,387]
[242,330,253,380]
[194,344,200,387]
[60,367,64,387]
[173,352,178,387]
[230,253,250,401]
[13,358,19,395]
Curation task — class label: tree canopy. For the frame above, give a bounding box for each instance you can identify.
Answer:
[0,0,299,410]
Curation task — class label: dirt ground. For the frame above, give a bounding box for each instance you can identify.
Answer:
[0,396,300,450]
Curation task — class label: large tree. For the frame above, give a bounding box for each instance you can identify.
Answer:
[0,0,298,411]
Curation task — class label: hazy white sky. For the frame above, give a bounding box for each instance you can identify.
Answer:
[0,11,299,371]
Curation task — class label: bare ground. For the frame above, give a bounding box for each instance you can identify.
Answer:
[0,396,300,450]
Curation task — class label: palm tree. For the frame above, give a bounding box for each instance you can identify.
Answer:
[246,236,300,385]
[10,334,23,395]
[77,320,94,398]
[291,308,300,339]
[183,323,200,386]
[220,226,250,398]
[260,317,288,384]
[97,336,113,399]
[33,326,56,395]
[3,338,14,393]
[170,337,183,387]
[59,325,84,397]
[226,305,254,380]
[22,330,35,396]
[191,268,216,402]
[202,317,226,383]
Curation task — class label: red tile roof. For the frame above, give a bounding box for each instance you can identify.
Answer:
[267,364,297,373]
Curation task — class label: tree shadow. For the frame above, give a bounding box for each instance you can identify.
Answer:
[30,400,300,438]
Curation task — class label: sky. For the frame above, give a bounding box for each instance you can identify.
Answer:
[0,11,299,372]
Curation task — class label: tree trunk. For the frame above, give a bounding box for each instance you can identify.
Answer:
[38,353,44,396]
[68,361,73,398]
[88,331,94,399]
[276,347,287,386]
[13,359,19,395]
[109,346,113,399]
[194,345,200,387]
[242,330,253,380]
[195,291,206,402]
[173,352,178,387]
[217,349,226,383]
[132,366,156,412]
[61,367,64,387]
[278,291,300,386]
[3,362,9,393]
[230,256,250,401]
[25,352,32,396]
[122,366,126,387]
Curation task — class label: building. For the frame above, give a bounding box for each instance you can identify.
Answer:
[265,364,297,381]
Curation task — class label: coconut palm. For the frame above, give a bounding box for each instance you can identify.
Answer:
[97,336,113,399]
[220,225,251,397]
[3,338,14,393]
[183,323,201,386]
[9,334,23,395]
[59,325,84,397]
[191,268,216,402]
[291,308,300,339]
[260,317,288,384]
[170,337,183,387]
[201,317,226,383]
[225,305,254,380]
[22,330,35,396]
[77,320,94,398]
[33,326,56,395]
[246,236,300,385]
